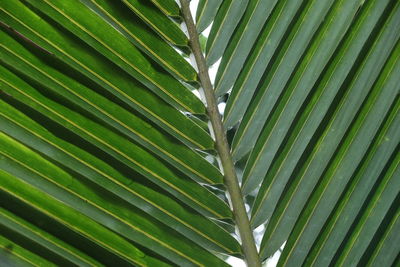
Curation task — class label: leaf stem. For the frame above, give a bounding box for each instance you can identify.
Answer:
[178,1,261,266]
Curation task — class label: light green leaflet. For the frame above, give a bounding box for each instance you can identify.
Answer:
[277,46,400,266]
[0,169,172,267]
[80,0,195,83]
[22,0,201,113]
[241,0,364,195]
[122,0,188,48]
[223,0,305,128]
[366,206,400,267]
[214,0,278,96]
[0,29,222,186]
[0,234,56,267]
[231,0,336,162]
[0,207,102,266]
[249,0,394,229]
[305,98,400,267]
[0,99,240,256]
[205,0,249,66]
[259,7,400,257]
[0,66,232,220]
[196,0,223,33]
[0,134,230,266]
[149,0,181,18]
[0,1,212,151]
[335,153,400,267]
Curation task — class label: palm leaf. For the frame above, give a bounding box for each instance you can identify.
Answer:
[1,0,399,266]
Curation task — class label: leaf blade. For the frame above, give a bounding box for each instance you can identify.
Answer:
[0,99,240,257]
[22,0,201,112]
[0,2,212,150]
[259,4,400,257]
[214,0,278,96]
[249,0,394,229]
[205,0,249,66]
[0,66,232,220]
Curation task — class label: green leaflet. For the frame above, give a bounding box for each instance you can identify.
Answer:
[305,98,400,267]
[223,0,304,128]
[205,0,249,66]
[259,5,400,258]
[366,205,400,267]
[149,0,181,18]
[231,0,336,162]
[20,0,201,112]
[122,0,188,48]
[241,0,364,195]
[0,234,55,267]
[250,0,396,229]
[277,49,400,266]
[0,169,171,267]
[0,1,212,150]
[0,207,102,266]
[0,134,230,266]
[196,0,223,33]
[214,0,278,96]
[0,65,232,220]
[0,28,222,186]
[0,99,240,256]
[335,152,400,267]
[80,0,195,83]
